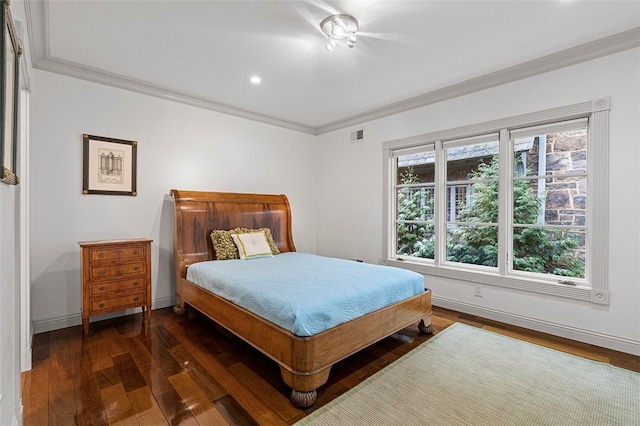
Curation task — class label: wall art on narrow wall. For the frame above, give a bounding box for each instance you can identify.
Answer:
[0,0,22,185]
[82,134,137,196]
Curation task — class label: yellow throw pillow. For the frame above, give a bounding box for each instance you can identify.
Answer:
[210,230,239,260]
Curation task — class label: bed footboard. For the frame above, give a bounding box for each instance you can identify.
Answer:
[172,276,431,407]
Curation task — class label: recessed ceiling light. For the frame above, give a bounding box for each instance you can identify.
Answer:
[250,76,261,84]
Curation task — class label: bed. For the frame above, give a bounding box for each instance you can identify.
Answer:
[170,189,432,407]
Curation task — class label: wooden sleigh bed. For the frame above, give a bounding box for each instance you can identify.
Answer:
[170,189,432,407]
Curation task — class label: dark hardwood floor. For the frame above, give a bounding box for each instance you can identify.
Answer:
[22,306,639,425]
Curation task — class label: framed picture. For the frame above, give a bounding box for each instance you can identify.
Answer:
[82,134,137,196]
[0,0,21,185]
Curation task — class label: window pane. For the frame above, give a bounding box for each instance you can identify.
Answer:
[396,150,435,259]
[446,140,499,225]
[446,141,499,182]
[396,222,435,259]
[450,181,499,224]
[446,184,470,222]
[514,176,586,226]
[397,153,435,185]
[513,129,587,178]
[446,224,498,267]
[396,184,435,259]
[396,187,435,221]
[512,227,585,278]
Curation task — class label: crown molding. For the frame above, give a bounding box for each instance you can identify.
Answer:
[316,27,640,134]
[24,0,639,136]
[35,55,317,135]
[25,0,316,135]
[23,0,48,70]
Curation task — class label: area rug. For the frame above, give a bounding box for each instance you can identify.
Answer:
[295,323,639,426]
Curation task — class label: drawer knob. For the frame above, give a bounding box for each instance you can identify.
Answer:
[133,297,139,302]
[98,252,104,258]
[133,249,139,255]
[98,269,106,275]
[99,286,105,291]
[98,303,105,308]
[133,265,139,271]
[133,281,139,286]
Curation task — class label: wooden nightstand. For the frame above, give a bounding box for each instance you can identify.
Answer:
[79,238,152,338]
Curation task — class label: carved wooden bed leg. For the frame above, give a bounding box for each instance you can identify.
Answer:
[280,365,330,408]
[418,318,434,334]
[173,297,186,315]
[291,389,317,408]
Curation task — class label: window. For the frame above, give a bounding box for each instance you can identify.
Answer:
[443,135,500,269]
[510,120,588,280]
[383,99,610,304]
[396,145,435,259]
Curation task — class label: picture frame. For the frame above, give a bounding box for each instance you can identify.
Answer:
[82,134,137,196]
[1,0,21,185]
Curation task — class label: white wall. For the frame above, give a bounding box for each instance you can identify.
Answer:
[316,48,640,354]
[29,70,317,332]
[0,185,20,425]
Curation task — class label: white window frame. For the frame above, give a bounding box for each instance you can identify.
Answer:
[382,98,610,305]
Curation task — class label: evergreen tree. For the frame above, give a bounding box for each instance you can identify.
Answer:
[447,159,499,267]
[396,168,435,258]
[399,157,584,278]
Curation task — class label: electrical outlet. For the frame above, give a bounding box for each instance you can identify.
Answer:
[474,284,483,297]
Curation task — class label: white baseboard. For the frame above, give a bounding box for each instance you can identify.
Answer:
[21,346,32,373]
[32,296,176,334]
[31,294,639,356]
[14,403,22,426]
[434,296,640,356]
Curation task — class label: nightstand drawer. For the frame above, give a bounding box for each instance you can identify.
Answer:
[90,261,146,280]
[90,245,146,262]
[91,292,146,314]
[91,277,145,296]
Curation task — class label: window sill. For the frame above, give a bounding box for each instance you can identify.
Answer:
[381,258,608,305]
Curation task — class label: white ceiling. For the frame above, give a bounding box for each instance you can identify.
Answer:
[25,0,640,134]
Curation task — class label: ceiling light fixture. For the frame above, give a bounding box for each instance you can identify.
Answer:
[320,14,358,52]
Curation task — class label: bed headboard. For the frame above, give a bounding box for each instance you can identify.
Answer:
[170,189,297,280]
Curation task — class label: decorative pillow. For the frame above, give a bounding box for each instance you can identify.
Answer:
[210,227,281,260]
[231,232,274,260]
[210,230,238,260]
[230,227,280,255]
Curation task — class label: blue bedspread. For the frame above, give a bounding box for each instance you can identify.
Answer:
[186,252,424,336]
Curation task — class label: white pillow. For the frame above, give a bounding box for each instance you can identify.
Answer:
[231,232,274,260]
